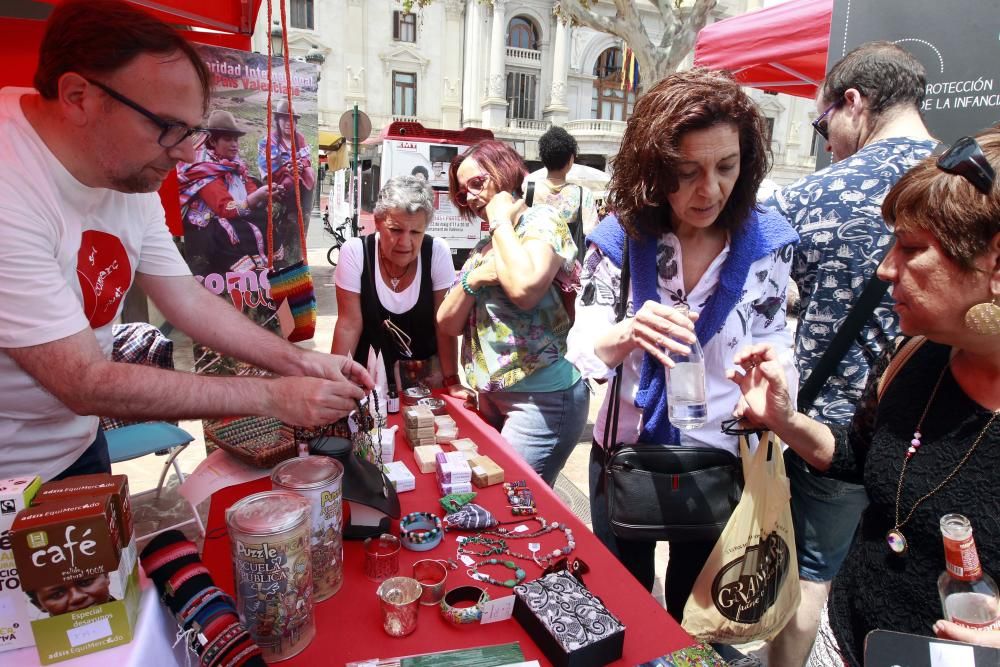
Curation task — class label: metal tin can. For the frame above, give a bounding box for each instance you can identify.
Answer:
[417,397,447,415]
[402,385,431,406]
[226,490,315,662]
[271,455,345,601]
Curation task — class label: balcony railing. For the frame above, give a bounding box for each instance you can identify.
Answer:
[564,119,628,135]
[392,115,419,124]
[506,46,542,65]
[506,118,551,132]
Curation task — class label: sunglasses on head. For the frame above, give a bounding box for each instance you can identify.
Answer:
[936,136,996,195]
[811,100,842,142]
[455,173,491,206]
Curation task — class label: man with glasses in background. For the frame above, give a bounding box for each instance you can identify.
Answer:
[761,41,935,666]
[0,0,371,483]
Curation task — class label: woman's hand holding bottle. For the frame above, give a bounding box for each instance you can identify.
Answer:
[626,301,698,368]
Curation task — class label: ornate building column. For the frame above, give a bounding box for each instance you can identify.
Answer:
[543,18,570,126]
[480,0,508,130]
[442,0,465,128]
[461,0,483,127]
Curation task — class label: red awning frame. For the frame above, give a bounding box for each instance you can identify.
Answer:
[694,0,833,99]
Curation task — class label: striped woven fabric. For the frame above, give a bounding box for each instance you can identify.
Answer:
[268,261,316,342]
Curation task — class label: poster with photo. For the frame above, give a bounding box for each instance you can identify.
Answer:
[176,44,318,379]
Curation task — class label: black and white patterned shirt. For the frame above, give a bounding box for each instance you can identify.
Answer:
[764,137,936,426]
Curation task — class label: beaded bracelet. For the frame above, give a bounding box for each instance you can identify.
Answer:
[400,511,443,551]
[461,271,479,297]
[440,585,490,625]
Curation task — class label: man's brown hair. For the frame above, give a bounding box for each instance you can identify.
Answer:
[34,0,211,112]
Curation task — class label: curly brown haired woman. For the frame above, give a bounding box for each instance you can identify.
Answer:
[567,68,799,621]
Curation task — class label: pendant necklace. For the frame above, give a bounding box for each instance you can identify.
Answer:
[380,255,409,291]
[887,362,999,555]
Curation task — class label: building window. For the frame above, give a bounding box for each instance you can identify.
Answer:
[507,16,538,50]
[393,11,416,42]
[290,0,314,29]
[392,71,417,117]
[809,118,819,156]
[591,47,637,121]
[506,71,537,120]
[764,117,775,143]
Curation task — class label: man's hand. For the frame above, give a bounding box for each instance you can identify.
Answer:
[934,620,1000,648]
[297,350,374,391]
[267,376,367,427]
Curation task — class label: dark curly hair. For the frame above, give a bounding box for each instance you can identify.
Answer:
[607,68,771,239]
[539,126,578,172]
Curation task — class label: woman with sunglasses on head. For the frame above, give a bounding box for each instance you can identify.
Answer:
[332,175,467,399]
[565,69,799,622]
[438,140,589,486]
[730,128,1000,665]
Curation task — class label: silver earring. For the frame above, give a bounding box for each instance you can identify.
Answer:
[965,296,1000,336]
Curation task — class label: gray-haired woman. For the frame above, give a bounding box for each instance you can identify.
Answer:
[331,176,468,397]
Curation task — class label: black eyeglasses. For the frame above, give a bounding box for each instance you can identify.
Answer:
[811,100,841,141]
[936,136,996,195]
[84,77,209,149]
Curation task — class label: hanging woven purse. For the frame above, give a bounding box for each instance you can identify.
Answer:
[263,0,316,342]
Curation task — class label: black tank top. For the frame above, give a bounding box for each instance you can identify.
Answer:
[353,234,437,369]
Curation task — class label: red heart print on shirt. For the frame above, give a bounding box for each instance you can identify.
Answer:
[76,230,132,328]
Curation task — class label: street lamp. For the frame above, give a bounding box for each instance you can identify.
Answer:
[269,24,284,58]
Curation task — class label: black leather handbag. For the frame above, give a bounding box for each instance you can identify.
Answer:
[601,241,743,543]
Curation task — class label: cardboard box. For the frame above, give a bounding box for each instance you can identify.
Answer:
[27,557,141,665]
[11,496,122,591]
[468,455,505,488]
[33,475,134,576]
[34,475,133,544]
[0,476,42,652]
[382,461,415,493]
[414,445,444,474]
[513,571,625,667]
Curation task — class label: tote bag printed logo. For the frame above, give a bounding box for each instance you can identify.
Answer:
[711,531,791,623]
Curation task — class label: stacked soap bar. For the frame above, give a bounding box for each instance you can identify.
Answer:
[435,451,473,495]
[434,414,459,443]
[403,405,436,447]
[382,460,415,493]
[414,444,444,473]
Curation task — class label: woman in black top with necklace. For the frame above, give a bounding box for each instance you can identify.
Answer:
[730,128,1000,665]
[332,176,468,398]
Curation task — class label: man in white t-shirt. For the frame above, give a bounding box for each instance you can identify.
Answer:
[0,0,371,482]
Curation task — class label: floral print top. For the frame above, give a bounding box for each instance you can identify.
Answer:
[460,204,579,392]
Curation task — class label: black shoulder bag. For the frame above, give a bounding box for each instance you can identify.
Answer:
[602,241,743,543]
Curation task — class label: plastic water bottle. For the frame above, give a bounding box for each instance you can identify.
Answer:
[666,307,707,429]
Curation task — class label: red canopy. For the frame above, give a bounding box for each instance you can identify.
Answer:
[695,0,832,99]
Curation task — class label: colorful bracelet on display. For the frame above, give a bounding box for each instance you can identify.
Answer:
[400,511,444,551]
[469,558,527,588]
[504,480,536,515]
[440,585,490,625]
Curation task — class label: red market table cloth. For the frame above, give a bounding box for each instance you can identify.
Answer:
[201,394,696,665]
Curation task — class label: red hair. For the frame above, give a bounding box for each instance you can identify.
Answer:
[448,140,527,220]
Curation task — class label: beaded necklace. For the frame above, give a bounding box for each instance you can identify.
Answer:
[479,516,576,568]
[468,558,527,588]
[456,535,507,557]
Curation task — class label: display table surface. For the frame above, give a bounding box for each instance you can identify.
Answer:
[202,394,695,665]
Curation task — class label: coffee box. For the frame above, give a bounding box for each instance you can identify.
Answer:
[26,555,141,665]
[33,475,134,575]
[0,476,42,652]
[11,496,121,591]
